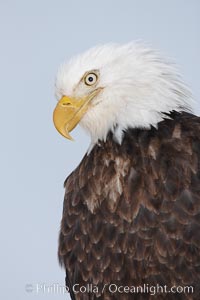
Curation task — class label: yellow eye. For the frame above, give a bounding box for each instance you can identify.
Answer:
[84,73,98,86]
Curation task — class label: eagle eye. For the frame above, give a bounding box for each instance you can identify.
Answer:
[84,72,98,86]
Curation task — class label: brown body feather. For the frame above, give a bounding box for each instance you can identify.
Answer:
[58,111,200,299]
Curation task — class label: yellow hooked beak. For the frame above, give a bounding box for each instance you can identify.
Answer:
[53,88,101,140]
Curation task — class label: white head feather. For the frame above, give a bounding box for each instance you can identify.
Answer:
[55,43,192,145]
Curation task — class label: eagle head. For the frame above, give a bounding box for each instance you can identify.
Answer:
[53,43,192,144]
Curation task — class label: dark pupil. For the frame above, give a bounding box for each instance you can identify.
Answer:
[88,76,94,82]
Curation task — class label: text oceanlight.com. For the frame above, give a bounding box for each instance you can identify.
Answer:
[25,283,194,296]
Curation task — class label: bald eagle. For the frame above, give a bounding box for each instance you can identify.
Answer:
[53,43,200,300]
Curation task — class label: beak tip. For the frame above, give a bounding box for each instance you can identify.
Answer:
[68,136,74,141]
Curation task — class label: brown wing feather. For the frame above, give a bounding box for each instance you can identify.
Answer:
[58,111,200,299]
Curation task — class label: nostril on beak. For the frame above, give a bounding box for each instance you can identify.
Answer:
[62,102,71,106]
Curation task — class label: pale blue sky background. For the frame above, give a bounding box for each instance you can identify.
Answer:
[0,1,199,299]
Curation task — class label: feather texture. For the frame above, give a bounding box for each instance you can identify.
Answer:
[58,111,200,299]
